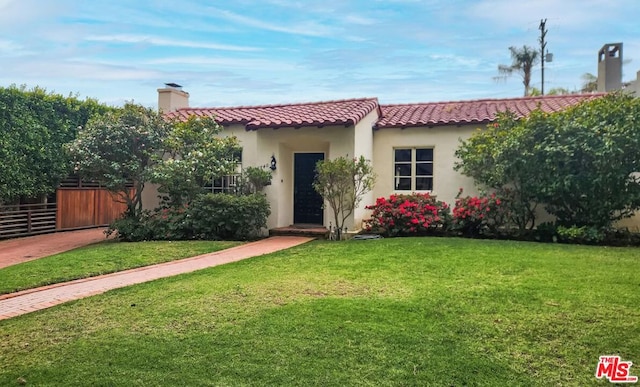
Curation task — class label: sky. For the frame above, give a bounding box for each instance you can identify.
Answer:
[0,0,639,108]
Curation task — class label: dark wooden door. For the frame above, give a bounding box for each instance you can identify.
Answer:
[294,153,324,224]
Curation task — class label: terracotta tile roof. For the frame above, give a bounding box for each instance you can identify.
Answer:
[167,97,380,130]
[376,93,606,129]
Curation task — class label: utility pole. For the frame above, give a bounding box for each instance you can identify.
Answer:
[539,19,548,95]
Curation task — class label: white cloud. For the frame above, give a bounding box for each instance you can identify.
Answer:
[146,56,299,71]
[85,34,261,52]
[207,6,338,37]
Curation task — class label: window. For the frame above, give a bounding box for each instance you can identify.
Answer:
[394,148,433,191]
[203,151,242,194]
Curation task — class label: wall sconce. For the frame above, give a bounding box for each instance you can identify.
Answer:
[270,155,277,171]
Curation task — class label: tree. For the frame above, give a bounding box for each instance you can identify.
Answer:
[0,85,110,204]
[581,73,598,93]
[455,112,540,230]
[313,156,376,240]
[533,93,640,227]
[496,45,540,97]
[456,93,640,230]
[152,115,241,206]
[66,103,168,217]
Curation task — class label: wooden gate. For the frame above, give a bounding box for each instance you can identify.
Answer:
[56,189,130,230]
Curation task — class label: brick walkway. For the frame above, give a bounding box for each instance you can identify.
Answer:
[0,228,110,269]
[0,236,313,321]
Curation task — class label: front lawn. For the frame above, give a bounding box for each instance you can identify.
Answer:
[0,240,241,294]
[0,238,638,385]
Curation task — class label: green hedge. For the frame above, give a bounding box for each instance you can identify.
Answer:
[109,193,270,241]
[188,193,270,240]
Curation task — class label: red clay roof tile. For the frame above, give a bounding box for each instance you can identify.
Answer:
[167,98,381,130]
[376,93,605,129]
[166,94,607,131]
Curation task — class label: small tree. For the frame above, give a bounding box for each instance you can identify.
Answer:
[66,103,169,217]
[152,115,241,206]
[313,156,376,240]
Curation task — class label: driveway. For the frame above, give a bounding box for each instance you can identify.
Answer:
[0,228,110,269]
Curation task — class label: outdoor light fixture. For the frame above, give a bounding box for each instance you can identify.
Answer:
[270,155,277,171]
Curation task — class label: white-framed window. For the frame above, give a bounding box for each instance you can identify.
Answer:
[203,151,242,194]
[394,148,433,191]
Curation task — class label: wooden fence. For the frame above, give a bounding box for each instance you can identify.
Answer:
[0,203,57,239]
[0,189,130,239]
[56,189,130,230]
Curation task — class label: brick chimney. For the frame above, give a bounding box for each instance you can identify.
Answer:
[157,83,189,113]
[597,43,623,92]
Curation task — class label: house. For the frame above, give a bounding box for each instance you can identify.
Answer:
[154,85,606,232]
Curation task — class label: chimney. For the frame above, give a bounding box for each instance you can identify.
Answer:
[597,43,623,92]
[157,83,189,113]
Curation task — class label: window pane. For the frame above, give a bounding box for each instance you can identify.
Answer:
[416,163,433,176]
[395,177,411,190]
[394,164,411,176]
[416,177,433,190]
[416,148,433,161]
[394,149,411,162]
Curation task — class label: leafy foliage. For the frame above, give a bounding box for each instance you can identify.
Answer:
[187,193,270,240]
[109,193,270,241]
[68,105,242,218]
[67,103,168,217]
[152,116,241,206]
[455,93,640,230]
[364,193,450,236]
[313,156,376,239]
[455,112,538,230]
[237,166,272,195]
[0,85,110,204]
[556,225,606,244]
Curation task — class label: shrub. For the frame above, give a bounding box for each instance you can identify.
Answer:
[187,193,270,240]
[108,194,270,241]
[364,193,450,236]
[237,166,272,194]
[107,213,152,242]
[145,205,191,240]
[556,225,606,245]
[451,190,510,237]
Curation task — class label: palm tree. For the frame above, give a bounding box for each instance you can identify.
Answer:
[495,45,540,97]
[580,73,598,93]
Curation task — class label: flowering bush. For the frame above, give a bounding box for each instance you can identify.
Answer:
[451,189,510,236]
[364,193,450,236]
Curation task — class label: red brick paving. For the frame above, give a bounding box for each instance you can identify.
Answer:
[0,236,313,321]
[0,228,110,269]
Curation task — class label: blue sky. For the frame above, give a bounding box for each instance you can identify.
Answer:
[1,0,639,108]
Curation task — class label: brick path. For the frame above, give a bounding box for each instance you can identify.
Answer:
[0,228,110,269]
[0,236,313,321]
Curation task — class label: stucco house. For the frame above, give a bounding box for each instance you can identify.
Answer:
[153,86,606,232]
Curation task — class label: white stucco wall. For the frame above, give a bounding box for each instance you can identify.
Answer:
[371,124,480,209]
[352,110,378,229]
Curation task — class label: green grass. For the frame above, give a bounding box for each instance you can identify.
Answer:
[0,240,241,294]
[1,237,639,386]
